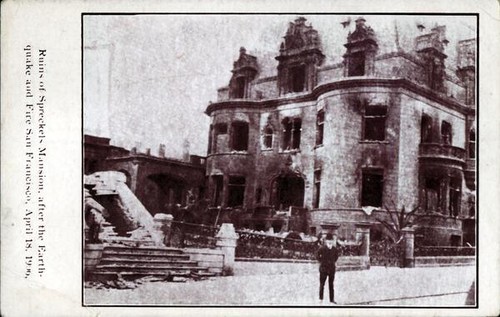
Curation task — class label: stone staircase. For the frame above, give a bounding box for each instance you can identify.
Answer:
[90,244,217,280]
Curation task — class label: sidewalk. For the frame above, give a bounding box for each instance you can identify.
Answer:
[84,264,475,306]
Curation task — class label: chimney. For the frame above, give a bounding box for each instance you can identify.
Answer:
[182,139,190,162]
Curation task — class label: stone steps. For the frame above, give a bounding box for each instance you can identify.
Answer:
[90,244,218,280]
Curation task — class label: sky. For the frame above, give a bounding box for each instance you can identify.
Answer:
[83,14,476,159]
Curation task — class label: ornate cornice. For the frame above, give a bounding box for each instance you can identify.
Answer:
[206,78,469,115]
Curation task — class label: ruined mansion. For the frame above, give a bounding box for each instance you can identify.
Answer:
[85,17,476,246]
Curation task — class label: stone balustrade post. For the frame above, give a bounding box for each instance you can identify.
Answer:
[402,227,415,268]
[216,223,239,269]
[355,223,371,257]
[153,213,174,246]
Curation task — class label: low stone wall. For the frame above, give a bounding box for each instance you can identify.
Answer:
[414,256,475,268]
[235,256,369,275]
[183,248,225,274]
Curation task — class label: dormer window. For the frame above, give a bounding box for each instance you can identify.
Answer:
[290,65,306,92]
[275,17,324,96]
[348,51,365,76]
[234,77,246,98]
[229,47,258,99]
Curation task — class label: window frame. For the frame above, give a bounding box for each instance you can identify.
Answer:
[230,121,249,151]
[363,105,387,141]
[281,117,302,151]
[361,168,384,208]
[227,176,246,208]
[316,110,325,146]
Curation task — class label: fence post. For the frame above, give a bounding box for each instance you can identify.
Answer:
[153,213,174,246]
[355,223,371,269]
[216,223,239,270]
[402,227,415,268]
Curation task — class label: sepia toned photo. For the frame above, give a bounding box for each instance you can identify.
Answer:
[82,14,477,307]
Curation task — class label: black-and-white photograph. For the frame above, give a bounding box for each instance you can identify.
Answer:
[83,14,477,306]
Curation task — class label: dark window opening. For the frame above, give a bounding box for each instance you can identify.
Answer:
[234,77,246,99]
[421,114,433,143]
[256,187,263,204]
[263,126,273,149]
[231,121,249,151]
[348,51,365,77]
[208,124,213,154]
[215,123,228,135]
[289,65,306,93]
[228,176,245,207]
[449,178,461,217]
[424,177,441,212]
[361,170,383,207]
[469,129,476,159]
[450,235,461,247]
[213,123,228,153]
[272,175,305,209]
[441,121,452,145]
[313,170,322,208]
[212,175,223,206]
[282,118,301,150]
[364,106,387,141]
[316,110,325,146]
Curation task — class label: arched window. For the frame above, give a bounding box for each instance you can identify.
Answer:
[469,129,476,159]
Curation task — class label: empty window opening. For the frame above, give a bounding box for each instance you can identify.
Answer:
[208,124,213,154]
[364,106,387,141]
[424,177,441,212]
[282,118,302,150]
[441,121,452,145]
[231,121,249,151]
[469,129,476,159]
[421,114,433,143]
[272,175,305,209]
[289,65,306,93]
[212,175,223,206]
[234,77,246,98]
[448,178,461,217]
[313,170,322,208]
[348,51,365,77]
[213,123,228,153]
[263,126,273,149]
[228,176,246,207]
[361,170,383,207]
[316,110,325,146]
[256,187,263,204]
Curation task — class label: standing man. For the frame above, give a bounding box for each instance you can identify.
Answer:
[317,233,340,304]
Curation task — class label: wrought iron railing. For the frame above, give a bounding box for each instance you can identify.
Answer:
[170,221,218,248]
[235,230,361,260]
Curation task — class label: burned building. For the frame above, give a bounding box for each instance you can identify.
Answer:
[205,17,476,246]
[84,134,207,216]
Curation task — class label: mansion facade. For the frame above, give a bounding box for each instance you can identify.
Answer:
[204,17,476,245]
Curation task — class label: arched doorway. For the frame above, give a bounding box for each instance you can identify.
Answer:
[271,173,305,210]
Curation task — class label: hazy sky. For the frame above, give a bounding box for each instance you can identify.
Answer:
[83,15,476,158]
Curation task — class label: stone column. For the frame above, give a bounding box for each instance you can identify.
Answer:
[355,223,371,257]
[216,223,239,269]
[402,227,415,268]
[153,213,174,246]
